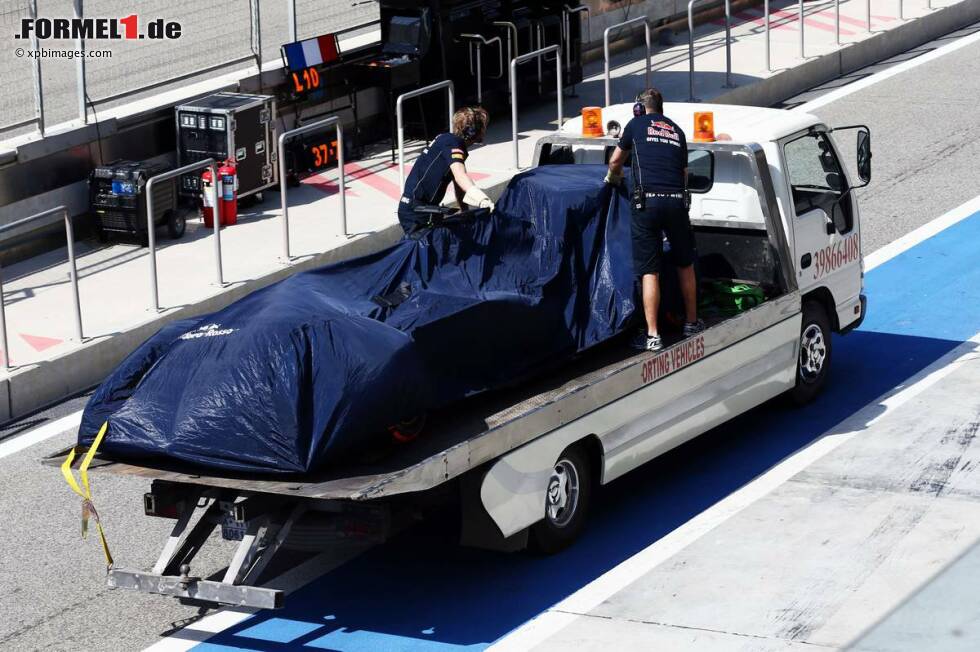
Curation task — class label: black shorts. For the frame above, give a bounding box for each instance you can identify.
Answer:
[631,196,695,276]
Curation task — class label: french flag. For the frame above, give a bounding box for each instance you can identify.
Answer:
[284,34,339,71]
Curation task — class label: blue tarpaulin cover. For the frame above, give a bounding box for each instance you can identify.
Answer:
[78,165,638,473]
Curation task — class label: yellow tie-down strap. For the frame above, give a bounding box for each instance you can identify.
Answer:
[61,421,114,569]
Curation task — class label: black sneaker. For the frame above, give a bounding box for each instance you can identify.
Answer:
[683,319,706,337]
[630,328,646,349]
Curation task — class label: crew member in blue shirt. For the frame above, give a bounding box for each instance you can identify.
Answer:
[398,106,495,235]
[605,88,704,351]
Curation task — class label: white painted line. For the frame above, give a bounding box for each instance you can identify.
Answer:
[864,193,980,270]
[490,194,980,650]
[0,410,82,460]
[489,332,980,652]
[144,541,373,652]
[796,27,980,112]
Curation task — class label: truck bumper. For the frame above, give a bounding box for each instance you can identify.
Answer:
[839,294,867,335]
[108,568,283,610]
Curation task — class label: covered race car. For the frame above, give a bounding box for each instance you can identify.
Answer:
[78,165,638,474]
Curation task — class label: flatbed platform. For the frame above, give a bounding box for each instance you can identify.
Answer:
[49,294,797,502]
[49,336,648,500]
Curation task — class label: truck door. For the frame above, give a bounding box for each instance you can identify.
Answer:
[781,129,862,308]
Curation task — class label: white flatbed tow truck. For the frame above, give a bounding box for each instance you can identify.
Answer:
[50,103,872,611]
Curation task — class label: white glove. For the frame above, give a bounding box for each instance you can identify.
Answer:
[604,169,623,186]
[462,186,495,212]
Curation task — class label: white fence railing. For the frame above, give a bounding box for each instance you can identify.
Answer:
[603,17,652,107]
[146,160,221,312]
[396,81,456,189]
[278,115,348,259]
[510,45,563,169]
[0,206,81,370]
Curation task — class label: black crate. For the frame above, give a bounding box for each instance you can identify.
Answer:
[90,160,177,238]
[176,92,277,199]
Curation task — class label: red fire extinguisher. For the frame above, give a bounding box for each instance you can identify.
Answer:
[201,168,217,229]
[219,159,238,226]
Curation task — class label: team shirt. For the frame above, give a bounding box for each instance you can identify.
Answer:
[400,133,468,207]
[617,113,688,192]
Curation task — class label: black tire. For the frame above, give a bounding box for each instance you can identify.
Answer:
[287,173,301,188]
[530,444,593,554]
[166,210,186,240]
[790,300,833,405]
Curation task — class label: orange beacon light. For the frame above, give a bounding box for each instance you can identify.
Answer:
[693,111,716,142]
[581,107,604,138]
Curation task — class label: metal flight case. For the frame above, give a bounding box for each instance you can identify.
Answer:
[176,92,277,200]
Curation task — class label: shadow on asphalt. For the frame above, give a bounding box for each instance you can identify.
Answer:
[189,326,964,651]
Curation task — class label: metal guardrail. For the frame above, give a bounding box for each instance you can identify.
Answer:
[278,115,348,260]
[396,81,455,190]
[510,45,563,169]
[798,0,806,58]
[531,20,560,94]
[687,0,734,101]
[0,206,81,370]
[562,4,591,77]
[836,0,842,44]
[146,160,221,312]
[765,0,772,70]
[493,21,520,62]
[27,0,44,136]
[603,17,651,107]
[459,34,504,105]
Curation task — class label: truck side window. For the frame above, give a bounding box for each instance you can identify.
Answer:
[783,132,853,234]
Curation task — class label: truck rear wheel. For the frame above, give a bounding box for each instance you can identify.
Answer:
[790,300,832,405]
[530,445,593,554]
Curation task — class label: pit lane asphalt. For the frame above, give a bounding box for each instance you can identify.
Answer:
[1,24,979,651]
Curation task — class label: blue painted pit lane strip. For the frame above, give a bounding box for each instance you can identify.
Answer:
[188,211,980,652]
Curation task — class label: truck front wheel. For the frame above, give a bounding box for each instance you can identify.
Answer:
[791,300,833,405]
[530,445,593,554]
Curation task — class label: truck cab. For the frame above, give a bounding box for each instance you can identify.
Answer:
[553,102,871,335]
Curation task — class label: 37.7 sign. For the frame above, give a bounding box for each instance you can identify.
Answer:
[288,137,341,181]
[310,140,339,168]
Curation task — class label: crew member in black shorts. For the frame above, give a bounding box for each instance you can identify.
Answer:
[398,106,494,235]
[605,88,704,351]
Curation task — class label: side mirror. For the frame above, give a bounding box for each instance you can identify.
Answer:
[686,149,714,193]
[856,128,871,184]
[831,124,872,188]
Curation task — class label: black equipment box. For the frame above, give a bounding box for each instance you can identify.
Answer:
[90,159,179,240]
[176,92,277,199]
